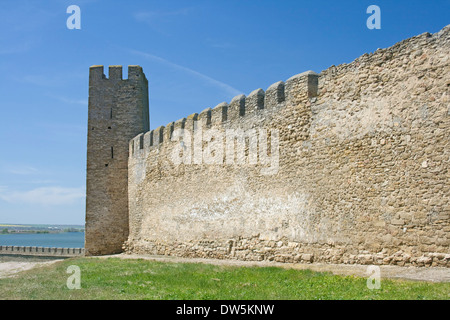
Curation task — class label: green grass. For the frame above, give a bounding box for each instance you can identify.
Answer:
[0,257,448,300]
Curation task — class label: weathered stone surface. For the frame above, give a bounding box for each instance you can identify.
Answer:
[85,65,149,256]
[87,26,450,267]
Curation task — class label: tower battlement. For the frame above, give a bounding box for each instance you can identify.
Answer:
[85,65,149,255]
[89,65,147,81]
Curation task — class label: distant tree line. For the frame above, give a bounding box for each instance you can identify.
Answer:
[63,228,84,232]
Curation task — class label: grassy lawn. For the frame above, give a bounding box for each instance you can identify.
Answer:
[0,257,448,300]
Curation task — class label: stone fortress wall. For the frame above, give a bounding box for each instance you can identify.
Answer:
[87,25,450,267]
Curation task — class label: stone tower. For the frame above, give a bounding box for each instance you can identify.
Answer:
[85,65,149,255]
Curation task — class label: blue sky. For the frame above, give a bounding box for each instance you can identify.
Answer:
[0,0,448,225]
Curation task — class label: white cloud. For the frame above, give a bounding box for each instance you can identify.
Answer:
[48,94,88,106]
[29,180,58,185]
[0,186,85,206]
[134,8,191,23]
[129,49,242,97]
[20,74,64,87]
[0,40,34,55]
[6,165,40,175]
[205,38,236,49]
[210,42,235,49]
[133,8,192,36]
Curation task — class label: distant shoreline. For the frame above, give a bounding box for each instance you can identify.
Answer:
[1,224,84,236]
[0,230,84,235]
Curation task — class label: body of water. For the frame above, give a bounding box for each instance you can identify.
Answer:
[0,232,84,248]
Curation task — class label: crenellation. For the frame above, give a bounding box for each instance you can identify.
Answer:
[130,133,143,156]
[139,133,144,150]
[89,65,106,81]
[127,67,354,158]
[285,71,319,106]
[245,88,265,115]
[173,118,186,134]
[108,65,123,80]
[143,130,152,149]
[265,81,285,109]
[211,102,228,125]
[185,113,199,132]
[128,68,319,159]
[153,126,165,145]
[89,65,148,82]
[198,107,212,127]
[148,129,156,147]
[128,65,145,81]
[228,94,246,121]
[164,122,174,142]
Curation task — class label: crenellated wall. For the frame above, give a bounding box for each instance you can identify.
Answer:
[89,25,450,267]
[128,70,317,157]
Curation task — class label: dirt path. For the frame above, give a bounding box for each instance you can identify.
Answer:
[100,253,450,283]
[1,253,449,283]
[0,256,63,279]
